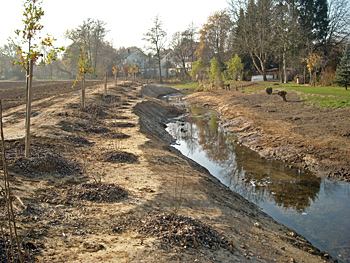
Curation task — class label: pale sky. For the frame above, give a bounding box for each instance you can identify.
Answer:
[1,0,230,51]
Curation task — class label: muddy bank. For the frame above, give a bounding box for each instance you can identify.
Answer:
[141,84,179,99]
[134,99,183,145]
[185,88,350,182]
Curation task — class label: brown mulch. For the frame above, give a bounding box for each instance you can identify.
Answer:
[113,213,235,252]
[108,122,136,128]
[101,132,130,139]
[63,135,94,147]
[97,151,138,164]
[38,182,128,204]
[4,146,81,177]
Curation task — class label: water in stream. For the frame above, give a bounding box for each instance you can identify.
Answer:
[164,94,350,262]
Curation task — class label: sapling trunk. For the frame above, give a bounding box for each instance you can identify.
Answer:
[104,72,107,97]
[82,75,86,109]
[25,59,34,157]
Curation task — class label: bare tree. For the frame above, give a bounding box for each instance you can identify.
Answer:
[171,31,192,79]
[65,19,108,76]
[183,22,198,65]
[143,15,167,83]
[326,0,350,46]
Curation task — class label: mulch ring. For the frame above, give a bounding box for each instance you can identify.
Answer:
[108,122,136,128]
[63,135,94,147]
[68,104,110,120]
[58,120,112,135]
[97,151,138,164]
[2,144,81,177]
[113,213,235,252]
[58,120,89,133]
[85,127,111,134]
[97,94,121,104]
[37,182,128,204]
[102,132,130,139]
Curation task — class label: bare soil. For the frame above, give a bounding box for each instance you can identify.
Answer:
[186,84,350,182]
[0,80,337,262]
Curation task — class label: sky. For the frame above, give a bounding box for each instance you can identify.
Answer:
[1,0,230,51]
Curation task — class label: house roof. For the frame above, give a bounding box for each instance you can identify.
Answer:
[119,48,143,60]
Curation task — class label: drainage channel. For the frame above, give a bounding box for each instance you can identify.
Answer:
[163,93,350,263]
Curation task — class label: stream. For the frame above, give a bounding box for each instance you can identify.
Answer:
[163,93,350,263]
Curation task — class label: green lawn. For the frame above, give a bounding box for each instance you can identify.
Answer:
[227,81,349,109]
[280,84,350,108]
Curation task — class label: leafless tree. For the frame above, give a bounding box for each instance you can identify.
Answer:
[326,0,350,46]
[143,15,167,83]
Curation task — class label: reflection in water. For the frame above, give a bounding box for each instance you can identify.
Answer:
[165,100,350,262]
[167,106,321,212]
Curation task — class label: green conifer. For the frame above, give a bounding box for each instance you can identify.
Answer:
[334,49,350,90]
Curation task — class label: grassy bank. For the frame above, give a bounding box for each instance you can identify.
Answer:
[170,81,349,109]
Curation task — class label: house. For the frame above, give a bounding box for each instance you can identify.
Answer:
[160,51,193,78]
[118,48,148,75]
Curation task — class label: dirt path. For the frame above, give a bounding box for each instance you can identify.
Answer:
[186,87,350,182]
[0,82,335,262]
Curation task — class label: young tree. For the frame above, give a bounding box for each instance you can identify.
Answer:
[334,49,350,90]
[112,65,118,85]
[209,57,223,88]
[190,58,208,82]
[122,63,128,81]
[303,52,322,85]
[226,54,244,81]
[129,64,139,81]
[143,15,167,83]
[73,44,95,109]
[12,0,64,157]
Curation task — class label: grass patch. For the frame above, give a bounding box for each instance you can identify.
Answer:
[241,82,349,108]
[281,84,350,108]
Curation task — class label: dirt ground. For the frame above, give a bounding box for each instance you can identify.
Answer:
[186,84,350,182]
[0,80,338,262]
